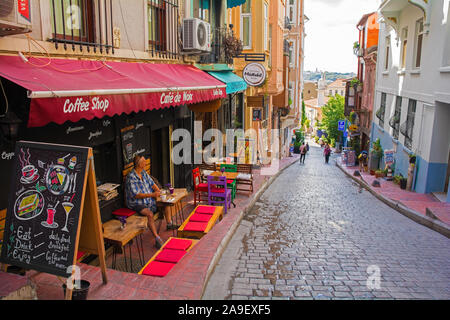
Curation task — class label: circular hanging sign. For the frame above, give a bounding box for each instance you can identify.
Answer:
[243,63,266,87]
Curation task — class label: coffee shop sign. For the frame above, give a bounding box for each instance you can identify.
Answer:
[243,63,266,87]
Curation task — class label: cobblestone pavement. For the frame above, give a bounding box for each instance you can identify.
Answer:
[203,145,450,300]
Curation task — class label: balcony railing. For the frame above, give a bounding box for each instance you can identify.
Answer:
[49,0,114,54]
[199,27,228,64]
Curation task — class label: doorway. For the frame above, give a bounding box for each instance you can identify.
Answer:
[150,127,170,186]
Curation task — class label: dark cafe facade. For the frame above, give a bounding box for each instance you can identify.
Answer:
[0,55,227,223]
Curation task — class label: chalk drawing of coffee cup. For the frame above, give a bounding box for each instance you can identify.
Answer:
[22,165,36,179]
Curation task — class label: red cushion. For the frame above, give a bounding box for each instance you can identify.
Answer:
[210,187,225,193]
[227,180,235,184]
[76,251,85,260]
[189,213,213,223]
[164,238,193,251]
[112,208,135,217]
[195,206,216,214]
[154,249,187,263]
[141,261,176,277]
[183,221,209,232]
[198,183,208,189]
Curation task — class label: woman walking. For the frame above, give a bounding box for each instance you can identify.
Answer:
[324,143,331,164]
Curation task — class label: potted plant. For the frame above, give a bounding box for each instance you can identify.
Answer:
[393,175,402,185]
[369,138,383,170]
[375,170,385,178]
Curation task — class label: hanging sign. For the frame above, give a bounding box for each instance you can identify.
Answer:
[243,63,266,87]
[18,0,31,23]
[338,120,346,131]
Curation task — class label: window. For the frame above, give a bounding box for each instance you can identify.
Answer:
[390,96,402,140]
[240,0,252,49]
[193,0,210,22]
[50,0,95,45]
[329,90,332,96]
[268,23,272,67]
[414,18,425,69]
[384,36,390,70]
[289,0,295,24]
[443,4,450,67]
[401,28,408,69]
[377,92,387,128]
[148,0,179,58]
[402,99,416,149]
[264,2,268,51]
[148,0,166,52]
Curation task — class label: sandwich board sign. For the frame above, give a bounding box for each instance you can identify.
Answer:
[0,141,107,299]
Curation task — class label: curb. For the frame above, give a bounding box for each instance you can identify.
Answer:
[201,157,300,298]
[336,161,450,239]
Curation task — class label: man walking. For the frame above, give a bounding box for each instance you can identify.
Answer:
[300,142,307,164]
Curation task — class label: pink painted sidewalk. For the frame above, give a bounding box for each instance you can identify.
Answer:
[338,161,450,226]
[18,154,301,300]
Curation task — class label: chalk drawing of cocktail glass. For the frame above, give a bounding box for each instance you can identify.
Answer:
[41,202,59,229]
[61,202,74,232]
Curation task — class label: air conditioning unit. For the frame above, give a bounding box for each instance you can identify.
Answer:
[182,18,211,52]
[0,0,32,37]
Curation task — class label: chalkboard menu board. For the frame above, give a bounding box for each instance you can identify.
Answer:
[120,121,149,166]
[0,141,89,277]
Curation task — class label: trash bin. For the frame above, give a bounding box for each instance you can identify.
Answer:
[62,280,90,300]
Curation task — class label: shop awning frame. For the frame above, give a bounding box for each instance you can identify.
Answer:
[0,55,227,128]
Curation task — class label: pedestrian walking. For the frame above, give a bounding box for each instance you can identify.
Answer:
[324,143,331,164]
[306,142,310,153]
[299,142,307,164]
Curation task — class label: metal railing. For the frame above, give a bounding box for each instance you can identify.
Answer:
[148,0,179,59]
[49,0,114,54]
[199,27,228,64]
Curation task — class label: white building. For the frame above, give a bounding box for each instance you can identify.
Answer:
[373,0,450,201]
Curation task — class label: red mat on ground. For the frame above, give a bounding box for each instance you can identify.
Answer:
[141,261,176,277]
[183,221,209,232]
[154,249,187,263]
[164,238,193,251]
[195,206,216,214]
[189,213,213,223]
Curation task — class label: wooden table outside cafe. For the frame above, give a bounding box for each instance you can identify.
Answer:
[102,215,148,272]
[156,188,188,233]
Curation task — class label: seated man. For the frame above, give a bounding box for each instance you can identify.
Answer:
[125,155,179,249]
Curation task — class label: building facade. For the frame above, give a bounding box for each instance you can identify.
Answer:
[373,0,450,201]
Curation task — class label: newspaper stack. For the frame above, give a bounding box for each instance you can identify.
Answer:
[97,183,120,201]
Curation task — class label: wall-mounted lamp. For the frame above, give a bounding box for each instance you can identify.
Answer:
[0,111,22,142]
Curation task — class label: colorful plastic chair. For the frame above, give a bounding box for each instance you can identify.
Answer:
[207,176,231,214]
[220,164,237,202]
[193,167,208,206]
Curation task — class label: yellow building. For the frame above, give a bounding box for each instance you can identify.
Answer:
[229,0,286,163]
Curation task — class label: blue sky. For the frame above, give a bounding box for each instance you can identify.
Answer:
[304,0,381,73]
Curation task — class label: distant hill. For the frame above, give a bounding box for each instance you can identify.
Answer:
[304,71,356,83]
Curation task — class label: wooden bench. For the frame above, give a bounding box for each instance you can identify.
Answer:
[177,205,224,240]
[138,237,198,276]
[236,164,254,194]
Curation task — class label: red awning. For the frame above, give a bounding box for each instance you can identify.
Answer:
[0,55,227,127]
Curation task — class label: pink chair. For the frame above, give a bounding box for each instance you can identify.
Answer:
[207,175,231,214]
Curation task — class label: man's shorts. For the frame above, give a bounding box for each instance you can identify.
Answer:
[129,204,157,215]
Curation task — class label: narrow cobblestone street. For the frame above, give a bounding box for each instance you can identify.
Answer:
[203,144,450,300]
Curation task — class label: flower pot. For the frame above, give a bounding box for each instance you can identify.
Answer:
[370,170,375,175]
[62,280,90,300]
